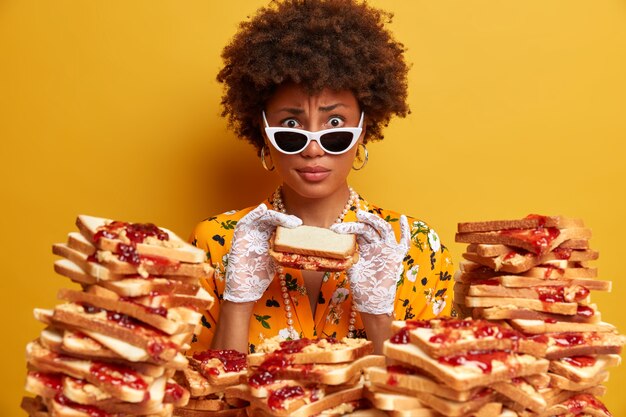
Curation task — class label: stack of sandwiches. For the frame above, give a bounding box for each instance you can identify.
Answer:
[365,318,551,417]
[173,349,249,416]
[22,215,215,417]
[227,336,384,416]
[452,214,624,415]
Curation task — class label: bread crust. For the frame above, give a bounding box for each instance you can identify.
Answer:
[457,216,584,233]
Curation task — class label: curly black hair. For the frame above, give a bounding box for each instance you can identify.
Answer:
[217,0,410,155]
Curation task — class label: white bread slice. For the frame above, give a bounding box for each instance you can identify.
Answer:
[521,265,597,279]
[454,273,611,292]
[463,283,593,304]
[464,296,578,315]
[248,337,373,366]
[457,216,584,233]
[473,305,602,324]
[456,227,592,256]
[177,366,229,397]
[246,383,363,417]
[462,248,598,274]
[76,214,206,264]
[366,366,482,402]
[491,378,547,412]
[366,382,497,417]
[362,385,424,411]
[545,332,625,360]
[65,233,213,278]
[273,225,356,259]
[549,370,609,391]
[549,354,621,382]
[57,287,191,335]
[533,393,611,417]
[250,355,384,386]
[509,319,616,334]
[542,385,606,408]
[26,340,153,403]
[403,319,547,358]
[50,302,190,362]
[471,239,590,258]
[173,407,247,417]
[383,341,549,391]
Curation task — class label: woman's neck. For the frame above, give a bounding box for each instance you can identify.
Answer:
[280,184,352,228]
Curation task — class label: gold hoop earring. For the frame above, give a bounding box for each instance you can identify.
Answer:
[261,146,275,171]
[352,144,368,171]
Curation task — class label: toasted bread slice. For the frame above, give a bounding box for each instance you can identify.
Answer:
[173,407,247,417]
[76,214,206,264]
[188,349,248,386]
[469,238,590,258]
[248,337,373,366]
[549,354,621,382]
[456,227,592,256]
[362,385,424,411]
[462,283,592,305]
[457,216,584,233]
[383,341,549,391]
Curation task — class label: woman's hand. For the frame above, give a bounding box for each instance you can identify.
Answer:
[331,210,410,315]
[224,203,302,303]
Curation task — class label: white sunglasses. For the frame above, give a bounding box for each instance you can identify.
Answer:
[262,111,364,155]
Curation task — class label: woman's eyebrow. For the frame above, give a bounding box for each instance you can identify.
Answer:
[319,104,346,112]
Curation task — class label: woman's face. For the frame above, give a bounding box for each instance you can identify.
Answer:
[263,82,364,200]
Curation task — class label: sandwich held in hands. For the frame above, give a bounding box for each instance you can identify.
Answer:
[269,225,358,272]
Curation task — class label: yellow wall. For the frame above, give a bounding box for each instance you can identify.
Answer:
[1,0,625,414]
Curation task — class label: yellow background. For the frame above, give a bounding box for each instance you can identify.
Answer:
[1,0,625,415]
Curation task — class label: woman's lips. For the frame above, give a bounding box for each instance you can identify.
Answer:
[296,166,330,182]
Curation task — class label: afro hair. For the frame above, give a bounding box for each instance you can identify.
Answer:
[217,0,410,154]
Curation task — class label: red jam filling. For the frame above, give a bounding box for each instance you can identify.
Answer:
[564,394,611,415]
[267,385,306,410]
[164,382,186,402]
[438,350,510,374]
[577,305,595,318]
[192,349,247,374]
[503,251,518,261]
[553,247,573,260]
[248,354,293,387]
[562,356,597,367]
[119,297,168,317]
[55,394,109,417]
[94,221,168,244]
[552,333,585,347]
[427,319,522,346]
[277,338,314,354]
[30,371,63,391]
[89,363,148,391]
[390,327,411,344]
[500,226,560,255]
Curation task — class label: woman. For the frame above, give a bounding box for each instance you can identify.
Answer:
[190,0,454,354]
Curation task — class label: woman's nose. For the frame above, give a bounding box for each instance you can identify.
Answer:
[300,137,325,157]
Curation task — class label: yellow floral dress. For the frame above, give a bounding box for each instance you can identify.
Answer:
[188,193,454,354]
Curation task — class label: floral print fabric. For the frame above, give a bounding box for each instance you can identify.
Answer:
[188,193,454,354]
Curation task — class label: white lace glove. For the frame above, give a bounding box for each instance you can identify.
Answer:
[331,210,410,315]
[224,203,302,303]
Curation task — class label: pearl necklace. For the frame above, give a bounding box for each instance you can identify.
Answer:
[272,186,359,339]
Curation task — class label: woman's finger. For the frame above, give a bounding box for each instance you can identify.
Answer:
[331,221,379,245]
[356,210,395,243]
[261,209,302,229]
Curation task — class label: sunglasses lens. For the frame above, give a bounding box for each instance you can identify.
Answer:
[320,132,354,153]
[274,132,308,153]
